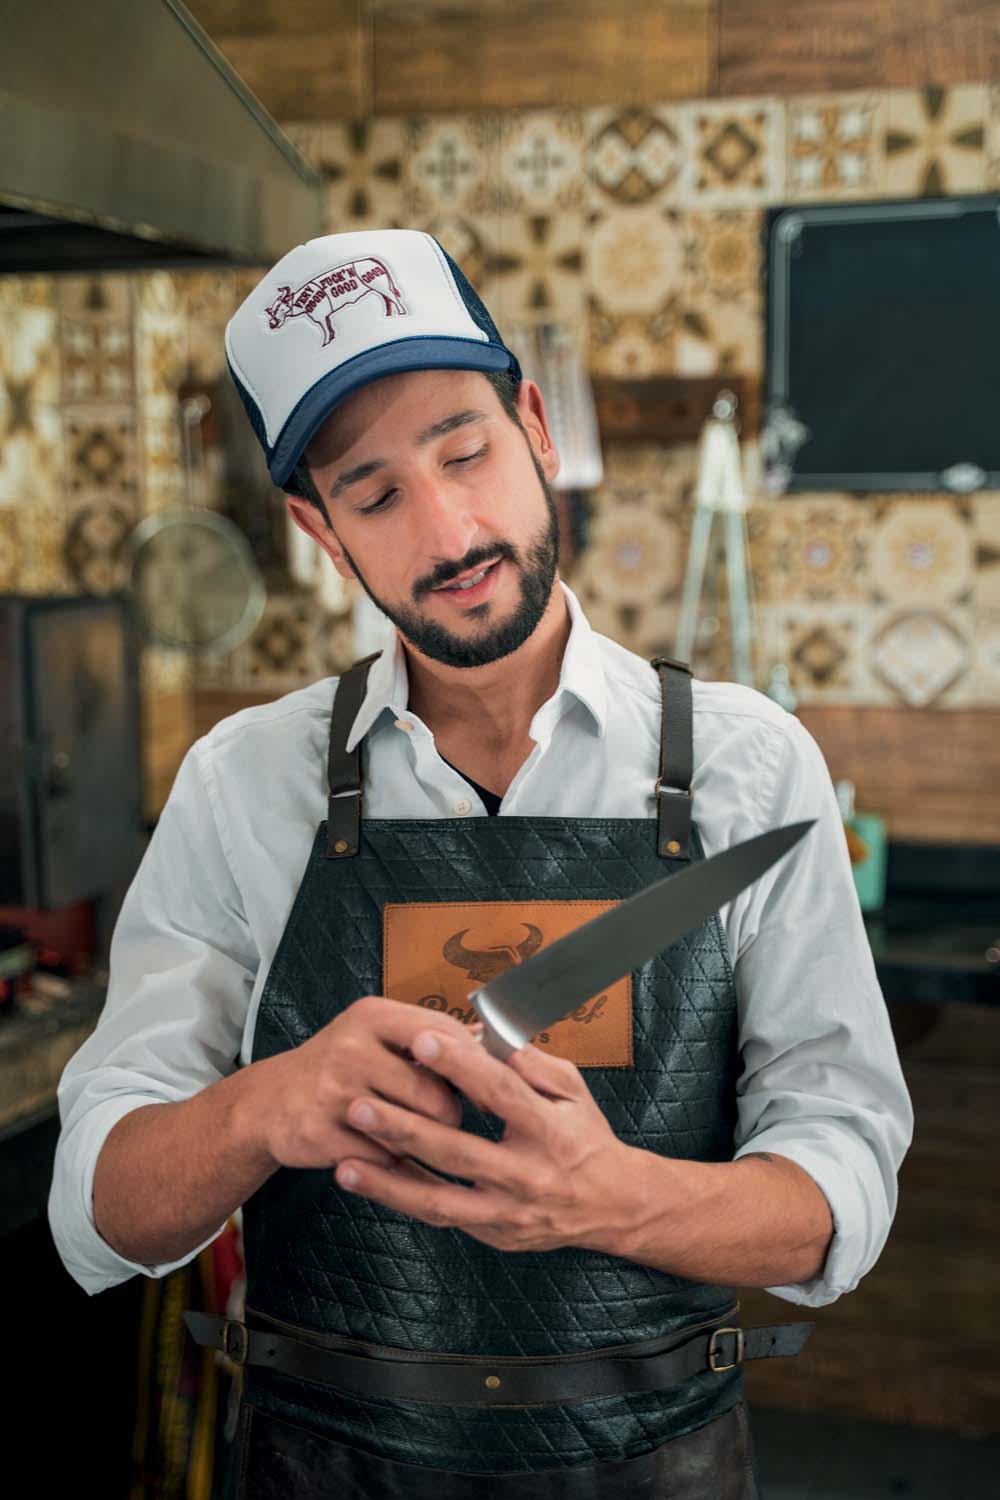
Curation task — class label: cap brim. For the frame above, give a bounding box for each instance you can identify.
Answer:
[270,336,517,490]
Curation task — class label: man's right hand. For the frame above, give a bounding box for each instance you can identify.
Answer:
[249,995,479,1174]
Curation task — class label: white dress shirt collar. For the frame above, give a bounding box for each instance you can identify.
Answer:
[345,581,607,754]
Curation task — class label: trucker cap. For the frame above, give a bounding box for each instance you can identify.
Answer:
[225,228,521,490]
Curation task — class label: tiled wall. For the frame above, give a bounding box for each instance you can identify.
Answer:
[1,83,999,707]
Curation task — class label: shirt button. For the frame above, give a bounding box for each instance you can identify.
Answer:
[394,719,414,733]
[453,797,472,815]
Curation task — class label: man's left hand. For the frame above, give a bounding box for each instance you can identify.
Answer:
[336,1025,636,1254]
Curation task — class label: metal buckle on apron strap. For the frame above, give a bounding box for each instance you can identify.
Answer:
[707,1326,744,1373]
[184,1309,812,1406]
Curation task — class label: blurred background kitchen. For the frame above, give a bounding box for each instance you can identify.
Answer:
[1,1,998,1495]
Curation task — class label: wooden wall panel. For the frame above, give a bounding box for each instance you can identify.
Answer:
[189,1,714,120]
[186,0,370,121]
[371,1,713,114]
[717,0,999,98]
[797,706,1000,846]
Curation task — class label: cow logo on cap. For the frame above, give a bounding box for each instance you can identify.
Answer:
[265,257,405,347]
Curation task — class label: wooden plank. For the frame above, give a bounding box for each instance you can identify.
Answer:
[195,26,370,121]
[372,1,712,115]
[883,0,1000,90]
[717,0,887,96]
[185,0,360,37]
[797,706,1000,847]
[593,376,759,447]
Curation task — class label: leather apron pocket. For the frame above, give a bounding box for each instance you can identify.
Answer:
[235,1399,760,1500]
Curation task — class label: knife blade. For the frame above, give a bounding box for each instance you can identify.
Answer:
[470,820,815,1061]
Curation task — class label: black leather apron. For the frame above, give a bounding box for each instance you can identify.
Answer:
[188,655,812,1498]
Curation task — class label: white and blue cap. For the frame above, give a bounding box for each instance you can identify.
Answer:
[225,228,521,490]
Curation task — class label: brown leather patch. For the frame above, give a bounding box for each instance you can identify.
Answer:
[382,901,632,1067]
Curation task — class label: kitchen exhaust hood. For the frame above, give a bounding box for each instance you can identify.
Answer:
[0,0,324,272]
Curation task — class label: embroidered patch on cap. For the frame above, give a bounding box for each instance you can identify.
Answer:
[264,257,406,348]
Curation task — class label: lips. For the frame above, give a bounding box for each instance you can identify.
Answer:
[431,558,502,606]
[433,558,500,593]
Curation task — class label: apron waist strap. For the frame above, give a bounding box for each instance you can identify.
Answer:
[184,1310,812,1407]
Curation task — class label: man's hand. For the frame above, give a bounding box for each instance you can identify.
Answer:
[333,1024,634,1254]
[249,995,473,1175]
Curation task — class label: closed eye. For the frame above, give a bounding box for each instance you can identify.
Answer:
[448,446,487,466]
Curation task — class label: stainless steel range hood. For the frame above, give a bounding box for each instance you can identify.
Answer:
[0,0,324,272]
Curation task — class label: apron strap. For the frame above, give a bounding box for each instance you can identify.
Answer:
[325,652,382,858]
[650,656,693,862]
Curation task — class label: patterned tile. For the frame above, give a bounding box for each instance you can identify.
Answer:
[411,214,498,297]
[764,602,874,702]
[572,503,684,606]
[786,94,886,200]
[571,575,679,663]
[499,111,585,212]
[675,293,760,377]
[63,501,133,594]
[758,495,870,603]
[135,273,187,514]
[588,294,679,377]
[181,270,251,386]
[677,208,763,377]
[60,318,133,404]
[586,206,684,314]
[210,595,319,693]
[0,279,61,510]
[970,608,1000,704]
[18,502,72,594]
[64,406,137,510]
[490,211,586,326]
[972,492,1000,609]
[585,106,685,208]
[599,442,698,509]
[284,118,407,230]
[0,508,22,590]
[884,86,987,196]
[870,606,974,707]
[405,115,500,217]
[869,497,974,607]
[682,99,785,207]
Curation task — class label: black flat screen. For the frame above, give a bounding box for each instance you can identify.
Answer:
[765,195,1000,491]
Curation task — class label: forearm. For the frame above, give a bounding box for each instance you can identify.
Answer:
[92,1062,278,1268]
[602,1147,834,1288]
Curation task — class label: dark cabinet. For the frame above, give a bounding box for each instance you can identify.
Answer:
[0,595,144,908]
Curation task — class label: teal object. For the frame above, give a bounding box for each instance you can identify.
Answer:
[849,812,888,911]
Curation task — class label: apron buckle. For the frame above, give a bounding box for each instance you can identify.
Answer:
[223,1319,249,1366]
[707,1326,744,1373]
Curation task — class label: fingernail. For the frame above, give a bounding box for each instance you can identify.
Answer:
[413,1033,440,1061]
[339,1167,358,1189]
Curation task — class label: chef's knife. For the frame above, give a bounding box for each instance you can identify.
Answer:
[470,820,815,1061]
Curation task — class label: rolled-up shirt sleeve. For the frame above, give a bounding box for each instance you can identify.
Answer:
[730,713,914,1308]
[48,740,258,1295]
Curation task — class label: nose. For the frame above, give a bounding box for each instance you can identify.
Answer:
[412,473,479,562]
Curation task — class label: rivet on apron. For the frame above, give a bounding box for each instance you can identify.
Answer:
[484,1375,501,1390]
[334,839,349,854]
[664,839,681,855]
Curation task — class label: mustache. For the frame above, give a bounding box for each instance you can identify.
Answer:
[413,540,519,600]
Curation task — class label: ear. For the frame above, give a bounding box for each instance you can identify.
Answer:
[284,494,357,580]
[515,378,561,486]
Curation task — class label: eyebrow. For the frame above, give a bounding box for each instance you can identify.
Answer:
[326,409,489,501]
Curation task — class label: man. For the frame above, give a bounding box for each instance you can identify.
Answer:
[50,229,913,1499]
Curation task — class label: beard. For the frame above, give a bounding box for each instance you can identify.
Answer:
[340,457,561,670]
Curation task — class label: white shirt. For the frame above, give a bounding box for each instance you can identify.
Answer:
[49,584,913,1307]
